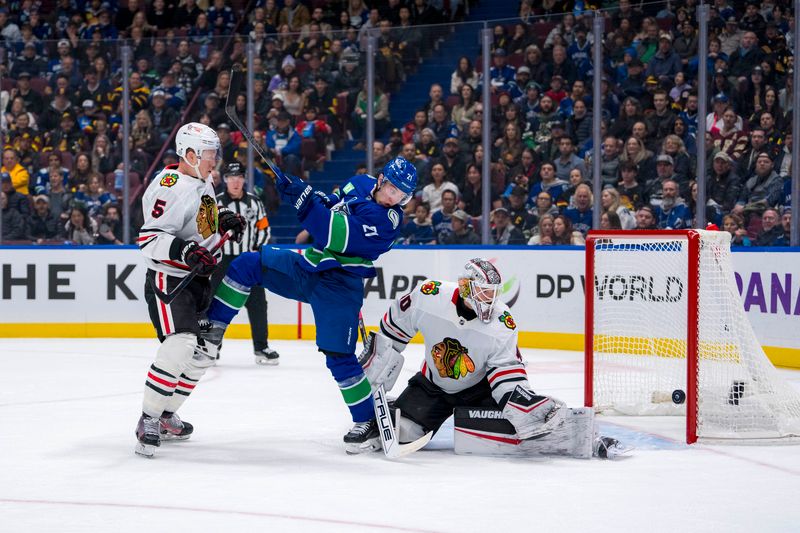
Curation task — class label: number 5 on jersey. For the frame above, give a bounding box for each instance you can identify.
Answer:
[152,199,167,218]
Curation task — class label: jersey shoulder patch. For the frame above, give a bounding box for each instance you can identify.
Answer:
[388,208,401,229]
[419,280,442,295]
[498,310,516,330]
[159,172,179,187]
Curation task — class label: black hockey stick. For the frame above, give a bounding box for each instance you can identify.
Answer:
[224,64,282,182]
[150,231,232,305]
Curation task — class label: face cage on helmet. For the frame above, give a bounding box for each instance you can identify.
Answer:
[466,280,499,323]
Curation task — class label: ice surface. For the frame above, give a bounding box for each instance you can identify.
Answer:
[1,338,799,532]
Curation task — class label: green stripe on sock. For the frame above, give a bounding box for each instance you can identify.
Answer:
[340,376,372,406]
[216,280,250,309]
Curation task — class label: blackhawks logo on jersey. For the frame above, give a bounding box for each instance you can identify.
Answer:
[498,311,516,330]
[420,280,441,295]
[196,194,219,238]
[160,173,179,187]
[431,337,475,380]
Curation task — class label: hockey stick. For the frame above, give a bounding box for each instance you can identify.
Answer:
[224,64,282,182]
[359,312,433,459]
[150,230,233,305]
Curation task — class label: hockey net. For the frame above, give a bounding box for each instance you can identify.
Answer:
[585,230,800,443]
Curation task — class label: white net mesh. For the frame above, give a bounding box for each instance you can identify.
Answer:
[591,230,800,441]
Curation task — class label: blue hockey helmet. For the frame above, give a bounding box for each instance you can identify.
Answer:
[381,156,417,205]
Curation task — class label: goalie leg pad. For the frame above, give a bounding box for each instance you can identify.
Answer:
[501,385,567,440]
[143,333,197,417]
[358,331,405,392]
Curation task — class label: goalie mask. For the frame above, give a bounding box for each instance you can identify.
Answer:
[458,258,502,323]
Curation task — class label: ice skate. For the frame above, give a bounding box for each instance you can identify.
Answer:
[160,411,193,441]
[255,347,280,366]
[134,413,161,458]
[343,419,381,454]
[593,436,633,459]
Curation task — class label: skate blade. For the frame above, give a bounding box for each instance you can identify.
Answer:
[344,438,381,455]
[606,444,635,459]
[255,356,280,366]
[160,433,191,442]
[134,442,157,458]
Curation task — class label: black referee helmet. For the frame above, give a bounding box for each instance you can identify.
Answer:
[223,161,245,180]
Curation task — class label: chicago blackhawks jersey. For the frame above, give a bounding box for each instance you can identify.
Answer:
[380,280,530,404]
[137,164,223,278]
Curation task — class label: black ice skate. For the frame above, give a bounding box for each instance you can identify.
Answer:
[593,436,633,459]
[255,347,280,366]
[343,418,381,454]
[160,411,193,441]
[135,413,161,458]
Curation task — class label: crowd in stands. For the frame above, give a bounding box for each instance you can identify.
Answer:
[390,0,795,247]
[0,0,796,248]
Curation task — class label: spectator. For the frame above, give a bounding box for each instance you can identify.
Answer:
[431,189,458,243]
[416,128,441,162]
[96,203,124,245]
[505,186,537,239]
[645,33,682,83]
[295,106,332,165]
[73,173,116,221]
[441,209,480,245]
[552,214,584,245]
[566,99,592,147]
[494,122,524,169]
[450,56,479,95]
[654,179,692,229]
[775,209,792,247]
[1,190,27,241]
[490,207,526,245]
[8,73,44,117]
[63,206,96,245]
[559,167,587,209]
[174,0,204,29]
[754,208,783,246]
[722,213,752,247]
[552,136,586,182]
[488,48,516,95]
[600,187,636,230]
[707,152,742,215]
[90,135,116,176]
[635,205,658,230]
[645,89,677,144]
[530,162,568,205]
[27,194,60,242]
[207,0,236,34]
[402,110,428,146]
[620,136,656,182]
[528,213,555,245]
[266,111,302,176]
[451,84,478,131]
[660,134,693,186]
[459,163,492,218]
[712,106,748,161]
[351,80,390,149]
[729,31,764,79]
[148,90,180,142]
[600,210,624,230]
[563,183,593,236]
[131,110,160,154]
[459,119,483,157]
[42,167,73,224]
[279,0,310,32]
[277,74,306,118]
[429,103,459,146]
[401,202,436,245]
[734,152,783,219]
[421,162,459,213]
[1,149,30,196]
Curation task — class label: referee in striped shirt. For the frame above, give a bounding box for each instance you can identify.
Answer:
[210,162,280,365]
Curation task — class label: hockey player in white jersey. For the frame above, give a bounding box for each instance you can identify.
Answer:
[360,258,627,458]
[134,122,245,458]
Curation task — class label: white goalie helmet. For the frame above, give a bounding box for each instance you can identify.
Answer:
[175,122,221,162]
[458,258,502,323]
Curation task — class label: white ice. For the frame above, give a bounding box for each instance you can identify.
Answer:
[1,338,799,533]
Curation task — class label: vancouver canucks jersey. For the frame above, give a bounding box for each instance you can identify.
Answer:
[380,280,530,404]
[137,164,223,278]
[298,174,403,277]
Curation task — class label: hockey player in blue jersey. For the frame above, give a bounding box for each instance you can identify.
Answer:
[202,156,417,453]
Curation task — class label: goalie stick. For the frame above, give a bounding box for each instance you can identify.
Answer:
[358,312,433,459]
[150,230,232,305]
[225,64,283,181]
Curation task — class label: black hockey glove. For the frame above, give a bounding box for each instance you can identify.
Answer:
[181,241,217,276]
[218,208,246,243]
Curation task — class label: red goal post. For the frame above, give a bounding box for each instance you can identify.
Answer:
[584,229,800,444]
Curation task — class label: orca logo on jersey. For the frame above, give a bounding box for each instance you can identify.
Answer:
[419,280,441,295]
[196,194,219,238]
[498,311,516,330]
[160,173,179,187]
[388,209,400,229]
[431,337,475,380]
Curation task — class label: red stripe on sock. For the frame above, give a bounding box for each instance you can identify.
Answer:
[177,381,196,390]
[147,371,177,388]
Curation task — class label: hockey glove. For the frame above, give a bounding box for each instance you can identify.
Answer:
[181,241,217,276]
[358,331,405,392]
[502,385,567,440]
[218,208,246,243]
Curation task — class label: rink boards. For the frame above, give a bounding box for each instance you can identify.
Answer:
[0,245,799,368]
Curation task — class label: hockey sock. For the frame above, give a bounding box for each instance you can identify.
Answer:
[163,371,202,413]
[143,333,196,418]
[325,352,374,422]
[206,252,262,326]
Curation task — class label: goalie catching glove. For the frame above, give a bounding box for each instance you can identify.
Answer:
[502,385,567,439]
[358,331,404,392]
[218,208,246,243]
